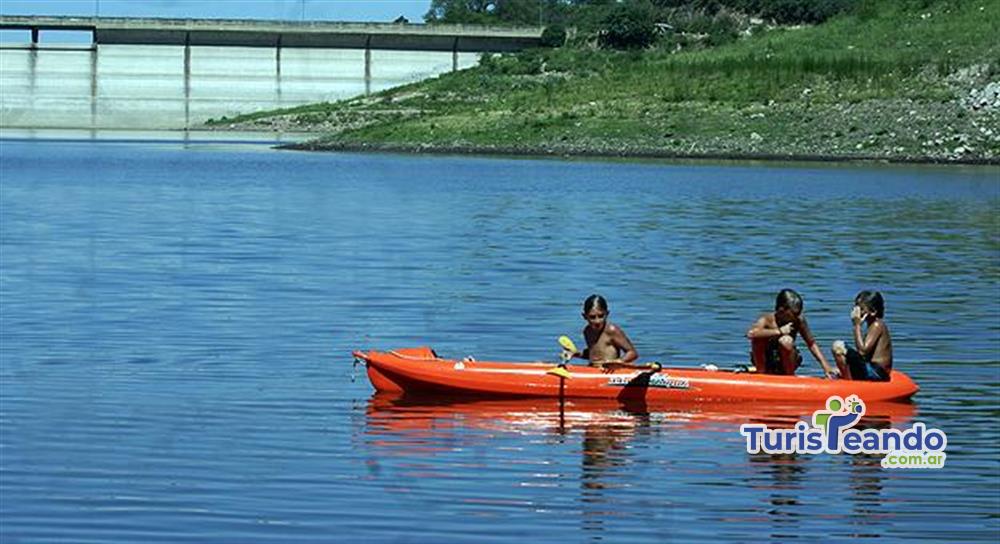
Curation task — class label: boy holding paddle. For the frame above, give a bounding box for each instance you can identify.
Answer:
[564,294,639,369]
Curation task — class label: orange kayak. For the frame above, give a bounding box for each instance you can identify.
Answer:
[353,347,920,403]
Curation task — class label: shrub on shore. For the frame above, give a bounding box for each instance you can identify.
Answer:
[598,1,659,50]
[540,24,567,47]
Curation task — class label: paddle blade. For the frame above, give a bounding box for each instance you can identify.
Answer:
[547,366,572,379]
[558,335,578,354]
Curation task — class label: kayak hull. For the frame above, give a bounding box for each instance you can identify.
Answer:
[354,347,920,403]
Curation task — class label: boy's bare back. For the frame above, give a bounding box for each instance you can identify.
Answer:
[865,319,893,369]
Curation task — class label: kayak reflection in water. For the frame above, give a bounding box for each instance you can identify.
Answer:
[564,294,639,370]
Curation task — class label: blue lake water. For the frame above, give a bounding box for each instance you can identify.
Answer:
[1,139,998,542]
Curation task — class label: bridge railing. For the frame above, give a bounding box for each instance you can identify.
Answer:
[0,16,544,52]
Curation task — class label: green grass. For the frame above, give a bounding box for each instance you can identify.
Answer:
[206,101,340,125]
[215,1,1000,161]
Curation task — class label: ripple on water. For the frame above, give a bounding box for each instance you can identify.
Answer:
[1,141,998,542]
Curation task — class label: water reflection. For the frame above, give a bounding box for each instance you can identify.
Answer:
[364,394,661,541]
[741,411,914,540]
[748,452,808,540]
[363,394,919,540]
[364,394,648,444]
[845,417,895,539]
[578,410,651,539]
[846,453,889,539]
[364,394,917,444]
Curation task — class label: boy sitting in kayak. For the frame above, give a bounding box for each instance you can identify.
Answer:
[566,294,639,369]
[832,291,893,381]
[747,289,837,378]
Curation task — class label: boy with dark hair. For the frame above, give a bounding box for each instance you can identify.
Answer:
[747,289,837,378]
[566,294,639,368]
[832,291,893,381]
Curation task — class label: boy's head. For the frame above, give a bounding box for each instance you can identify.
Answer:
[582,294,609,330]
[774,289,803,320]
[854,290,885,318]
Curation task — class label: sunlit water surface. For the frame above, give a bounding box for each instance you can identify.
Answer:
[1,139,997,542]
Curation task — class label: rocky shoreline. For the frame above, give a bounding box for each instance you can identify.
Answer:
[279,139,1000,166]
[220,93,1000,165]
[209,44,1000,166]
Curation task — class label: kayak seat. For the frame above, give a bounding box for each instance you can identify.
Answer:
[391,346,439,359]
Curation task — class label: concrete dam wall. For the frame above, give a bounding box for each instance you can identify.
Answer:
[1,45,478,130]
[0,17,542,130]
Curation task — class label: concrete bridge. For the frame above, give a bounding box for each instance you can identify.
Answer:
[0,15,544,58]
[0,16,544,130]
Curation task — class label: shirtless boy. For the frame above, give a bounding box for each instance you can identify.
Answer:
[832,290,893,381]
[568,294,638,368]
[747,289,836,378]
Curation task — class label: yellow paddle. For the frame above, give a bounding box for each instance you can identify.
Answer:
[546,335,578,379]
[558,335,578,354]
[547,366,572,379]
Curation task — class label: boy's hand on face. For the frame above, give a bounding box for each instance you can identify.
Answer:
[851,306,864,324]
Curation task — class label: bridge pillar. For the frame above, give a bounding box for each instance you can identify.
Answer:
[452,37,459,72]
[364,35,372,96]
[275,35,282,101]
[30,27,38,47]
[28,43,37,95]
[90,45,98,127]
[184,32,191,130]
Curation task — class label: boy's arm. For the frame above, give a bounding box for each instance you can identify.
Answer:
[747,315,794,339]
[800,319,836,378]
[854,319,883,357]
[747,315,782,339]
[807,342,835,378]
[573,328,589,360]
[611,326,638,364]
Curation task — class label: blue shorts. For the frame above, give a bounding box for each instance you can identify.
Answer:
[845,348,889,381]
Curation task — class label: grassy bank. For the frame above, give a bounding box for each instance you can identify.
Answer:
[207,1,1000,163]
